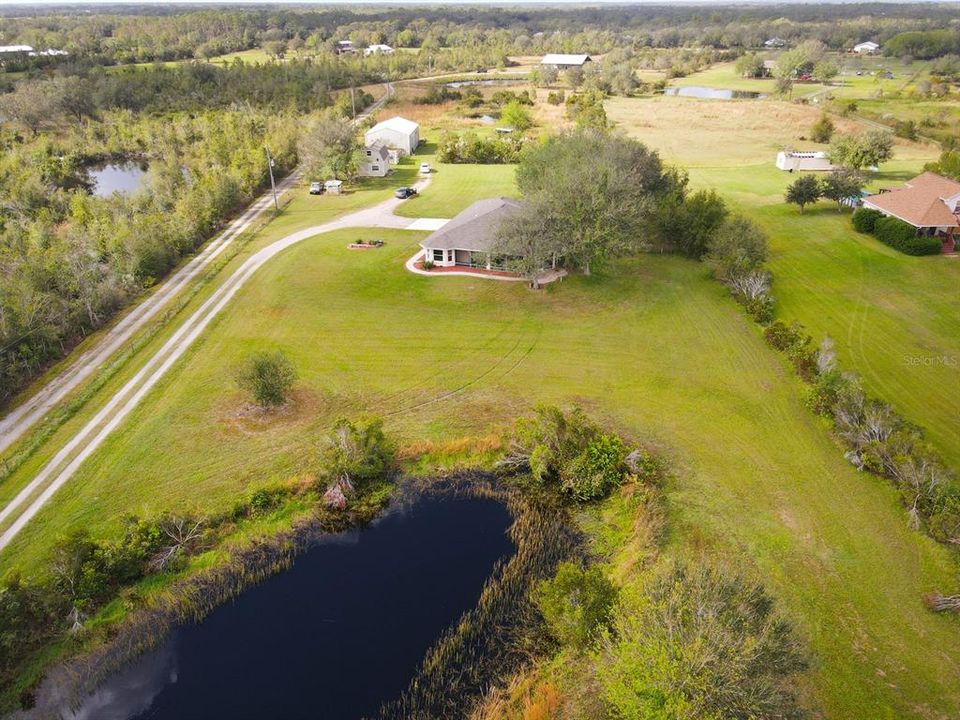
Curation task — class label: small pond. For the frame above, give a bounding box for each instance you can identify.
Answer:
[664,85,767,100]
[63,492,515,720]
[86,162,149,198]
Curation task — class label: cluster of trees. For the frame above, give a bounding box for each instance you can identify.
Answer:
[884,29,960,60]
[0,106,299,403]
[784,169,865,214]
[1,4,953,69]
[436,131,524,164]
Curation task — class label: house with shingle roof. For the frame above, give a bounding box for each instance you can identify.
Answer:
[358,140,390,178]
[863,172,960,248]
[420,197,521,270]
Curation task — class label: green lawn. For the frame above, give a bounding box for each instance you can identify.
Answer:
[2,215,958,716]
[607,95,959,467]
[395,159,518,218]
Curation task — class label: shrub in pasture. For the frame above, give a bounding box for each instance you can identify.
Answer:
[318,416,395,489]
[500,99,533,131]
[810,112,835,143]
[705,214,769,280]
[506,406,634,502]
[534,562,618,650]
[851,207,883,233]
[598,562,806,720]
[235,350,297,407]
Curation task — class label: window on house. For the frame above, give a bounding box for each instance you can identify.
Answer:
[372,165,379,171]
[432,249,444,262]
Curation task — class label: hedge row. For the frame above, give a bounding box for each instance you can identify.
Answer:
[851,208,943,255]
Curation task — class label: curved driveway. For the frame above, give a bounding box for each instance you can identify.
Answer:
[0,175,444,552]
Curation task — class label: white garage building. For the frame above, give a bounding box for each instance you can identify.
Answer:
[364,116,420,156]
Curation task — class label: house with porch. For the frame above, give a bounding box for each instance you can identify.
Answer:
[862,171,960,252]
[420,198,521,270]
[358,141,390,178]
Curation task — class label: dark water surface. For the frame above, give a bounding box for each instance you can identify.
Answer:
[664,85,767,100]
[66,493,514,720]
[87,162,148,197]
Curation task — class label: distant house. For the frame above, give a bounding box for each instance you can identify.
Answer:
[28,48,68,57]
[364,116,420,156]
[420,198,521,270]
[540,53,592,70]
[363,44,394,56]
[0,44,33,55]
[775,151,835,172]
[862,172,960,248]
[852,41,880,55]
[358,141,391,178]
[764,37,786,48]
[761,59,777,77]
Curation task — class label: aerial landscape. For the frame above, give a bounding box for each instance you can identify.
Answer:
[0,1,957,718]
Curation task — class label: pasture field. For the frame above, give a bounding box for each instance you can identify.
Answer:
[2,213,959,717]
[607,95,960,468]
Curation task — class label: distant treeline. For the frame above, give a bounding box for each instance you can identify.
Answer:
[0,4,957,69]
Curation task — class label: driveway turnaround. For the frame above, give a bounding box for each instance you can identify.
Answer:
[0,176,446,553]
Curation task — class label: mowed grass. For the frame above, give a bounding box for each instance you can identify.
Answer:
[608,95,960,468]
[3,216,959,717]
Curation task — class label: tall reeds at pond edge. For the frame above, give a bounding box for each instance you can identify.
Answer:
[379,473,584,720]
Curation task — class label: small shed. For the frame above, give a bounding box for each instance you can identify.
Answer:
[324,179,343,195]
[853,41,880,55]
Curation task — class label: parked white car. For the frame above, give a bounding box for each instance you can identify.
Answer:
[419,162,431,175]
[308,181,323,195]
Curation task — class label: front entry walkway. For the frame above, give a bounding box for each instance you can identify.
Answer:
[404,250,567,285]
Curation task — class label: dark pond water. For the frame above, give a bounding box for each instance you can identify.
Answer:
[64,493,515,720]
[86,162,149,198]
[664,85,767,100]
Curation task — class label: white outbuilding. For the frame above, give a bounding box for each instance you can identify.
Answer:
[852,41,880,54]
[363,44,394,56]
[775,151,836,172]
[364,116,420,156]
[540,53,592,69]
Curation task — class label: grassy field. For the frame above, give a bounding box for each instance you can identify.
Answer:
[607,94,960,467]
[3,222,957,717]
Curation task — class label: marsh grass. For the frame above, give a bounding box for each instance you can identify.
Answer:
[379,472,582,720]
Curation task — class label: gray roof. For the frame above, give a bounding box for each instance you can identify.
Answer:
[421,197,520,252]
[365,140,390,161]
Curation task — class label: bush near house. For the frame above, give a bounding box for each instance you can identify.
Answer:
[873,216,942,256]
[851,207,883,234]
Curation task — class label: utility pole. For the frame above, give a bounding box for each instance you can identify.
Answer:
[351,84,356,119]
[264,146,279,213]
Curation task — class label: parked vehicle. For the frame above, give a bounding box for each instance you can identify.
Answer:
[309,181,323,195]
[419,162,431,174]
[395,187,417,199]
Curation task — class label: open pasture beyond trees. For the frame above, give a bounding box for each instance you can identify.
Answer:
[1,39,959,718]
[607,93,960,469]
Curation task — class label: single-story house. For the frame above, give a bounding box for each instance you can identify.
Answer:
[852,41,880,54]
[0,45,33,55]
[775,151,836,172]
[540,53,592,70]
[764,37,786,48]
[420,197,521,270]
[358,141,391,178]
[364,116,420,156]
[363,44,394,56]
[862,171,960,244]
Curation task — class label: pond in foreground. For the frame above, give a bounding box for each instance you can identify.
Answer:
[66,492,514,720]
